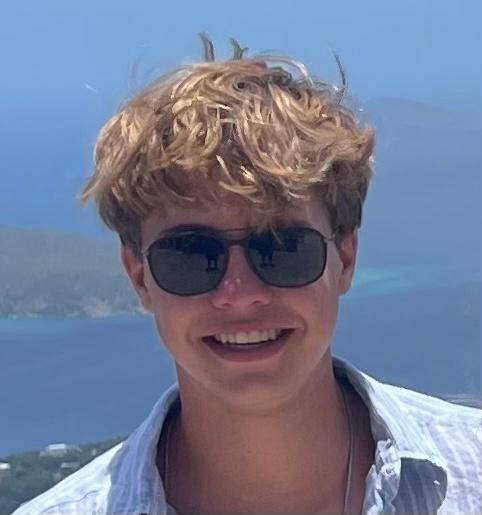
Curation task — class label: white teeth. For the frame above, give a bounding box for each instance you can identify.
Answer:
[236,332,249,344]
[213,329,283,345]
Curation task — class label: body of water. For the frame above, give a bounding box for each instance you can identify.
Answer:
[0,315,176,456]
[1,269,481,456]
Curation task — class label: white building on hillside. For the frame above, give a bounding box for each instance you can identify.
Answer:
[0,462,11,481]
[40,443,82,458]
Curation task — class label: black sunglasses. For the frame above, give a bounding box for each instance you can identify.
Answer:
[142,226,334,296]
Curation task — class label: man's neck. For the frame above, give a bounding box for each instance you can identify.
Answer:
[158,358,374,513]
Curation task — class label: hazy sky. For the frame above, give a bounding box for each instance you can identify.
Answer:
[0,1,481,249]
[1,0,481,109]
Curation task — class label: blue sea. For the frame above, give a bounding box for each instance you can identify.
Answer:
[0,315,177,456]
[1,266,481,457]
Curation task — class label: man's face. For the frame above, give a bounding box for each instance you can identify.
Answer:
[121,191,357,411]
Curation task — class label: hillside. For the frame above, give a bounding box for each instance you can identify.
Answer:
[0,226,139,317]
[0,437,124,514]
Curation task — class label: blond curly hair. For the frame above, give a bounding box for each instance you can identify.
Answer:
[78,34,375,260]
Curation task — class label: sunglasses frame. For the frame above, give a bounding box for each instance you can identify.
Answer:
[142,226,335,296]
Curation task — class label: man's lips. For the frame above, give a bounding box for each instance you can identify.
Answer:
[202,328,295,345]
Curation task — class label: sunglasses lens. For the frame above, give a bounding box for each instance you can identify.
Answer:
[247,228,326,287]
[147,233,225,295]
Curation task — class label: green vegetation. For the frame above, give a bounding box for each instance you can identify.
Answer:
[0,437,124,514]
[0,225,140,317]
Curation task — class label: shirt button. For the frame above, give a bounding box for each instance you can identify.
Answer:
[384,466,395,476]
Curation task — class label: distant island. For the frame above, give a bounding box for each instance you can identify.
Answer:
[0,225,140,318]
[0,437,125,514]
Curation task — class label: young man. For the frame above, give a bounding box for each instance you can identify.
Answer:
[15,36,481,515]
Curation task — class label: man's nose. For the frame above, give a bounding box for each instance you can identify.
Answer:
[208,245,274,309]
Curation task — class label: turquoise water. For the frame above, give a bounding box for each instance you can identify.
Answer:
[350,264,482,297]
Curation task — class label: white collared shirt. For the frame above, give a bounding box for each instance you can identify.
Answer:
[13,357,482,514]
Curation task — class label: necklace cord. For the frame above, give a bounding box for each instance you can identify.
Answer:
[341,380,354,515]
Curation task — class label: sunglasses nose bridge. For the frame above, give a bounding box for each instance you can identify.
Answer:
[209,238,275,308]
[220,237,260,282]
[223,236,249,251]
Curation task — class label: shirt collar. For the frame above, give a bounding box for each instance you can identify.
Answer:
[107,356,448,514]
[332,356,448,513]
[105,384,179,514]
[333,356,447,463]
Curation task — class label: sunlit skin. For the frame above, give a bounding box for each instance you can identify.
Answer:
[121,189,375,514]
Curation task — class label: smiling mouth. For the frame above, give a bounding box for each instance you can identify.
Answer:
[202,329,293,348]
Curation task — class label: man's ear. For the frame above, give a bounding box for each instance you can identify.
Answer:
[120,244,153,312]
[336,230,358,295]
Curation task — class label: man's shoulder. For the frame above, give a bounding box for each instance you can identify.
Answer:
[337,356,482,434]
[352,368,482,512]
[12,443,124,515]
[378,378,482,428]
[365,374,482,467]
